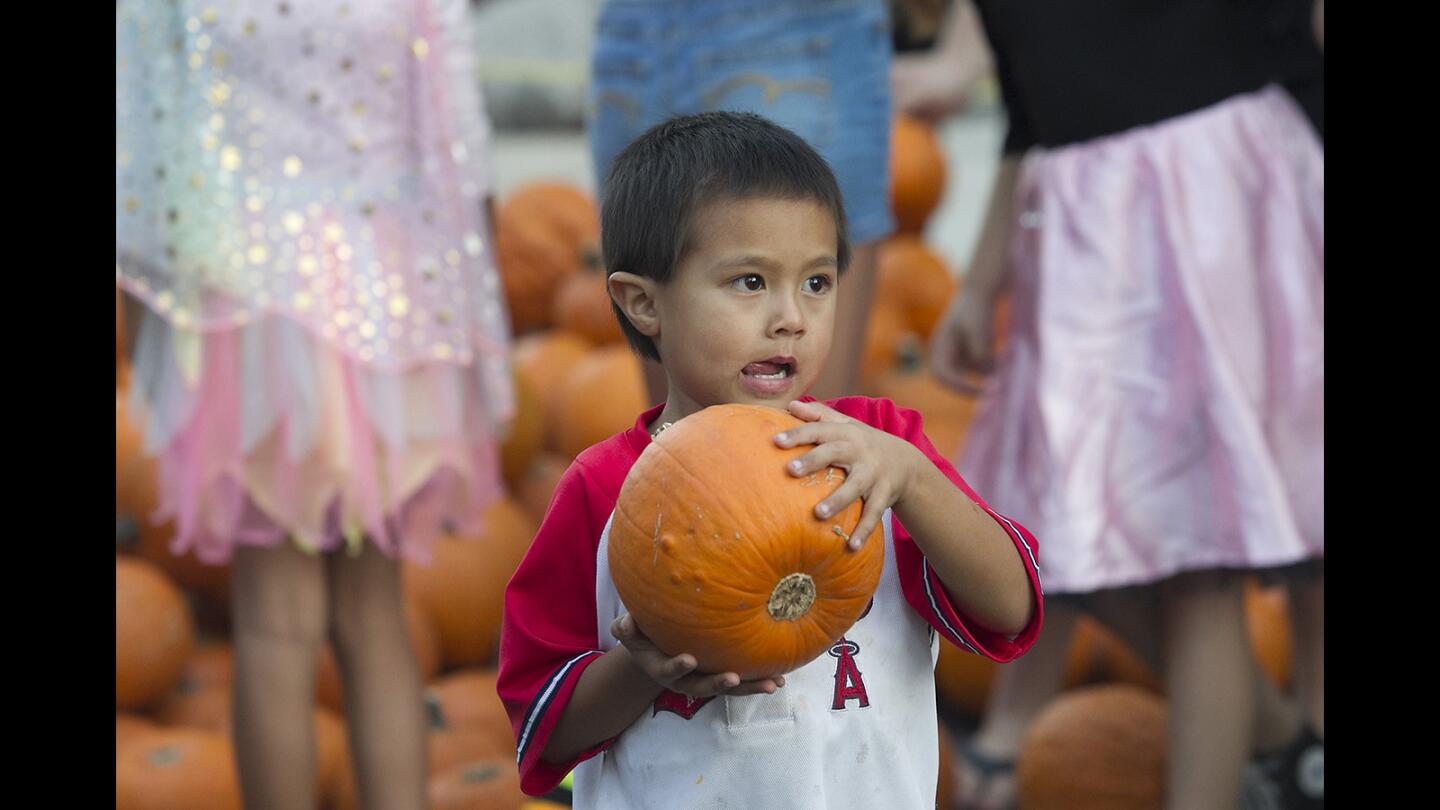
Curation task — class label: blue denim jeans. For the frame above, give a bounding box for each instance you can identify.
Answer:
[589,0,895,243]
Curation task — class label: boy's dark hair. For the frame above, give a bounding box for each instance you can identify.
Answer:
[601,111,851,362]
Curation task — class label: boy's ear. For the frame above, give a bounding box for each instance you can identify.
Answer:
[608,272,661,337]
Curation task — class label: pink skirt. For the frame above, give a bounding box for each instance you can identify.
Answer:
[958,85,1324,595]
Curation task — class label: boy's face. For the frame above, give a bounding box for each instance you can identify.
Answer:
[654,195,838,413]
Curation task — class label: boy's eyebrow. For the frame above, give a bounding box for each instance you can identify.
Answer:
[710,255,839,272]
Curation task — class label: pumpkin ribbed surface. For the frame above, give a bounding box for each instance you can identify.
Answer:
[609,404,883,679]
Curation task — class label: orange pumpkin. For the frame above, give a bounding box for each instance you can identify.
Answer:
[1090,622,1163,694]
[495,184,600,334]
[609,404,884,678]
[429,759,524,810]
[890,116,948,233]
[115,728,242,810]
[517,452,570,520]
[314,708,350,809]
[861,300,911,383]
[877,235,957,338]
[864,341,978,457]
[117,713,161,755]
[117,558,195,711]
[1246,579,1294,690]
[155,681,230,731]
[316,594,440,713]
[1016,685,1167,810]
[934,641,996,717]
[181,643,234,691]
[405,498,539,668]
[427,691,516,778]
[510,331,595,451]
[500,373,545,492]
[553,345,648,460]
[552,250,624,346]
[425,669,515,758]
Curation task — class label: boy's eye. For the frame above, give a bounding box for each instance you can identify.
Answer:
[733,274,765,292]
[805,275,833,294]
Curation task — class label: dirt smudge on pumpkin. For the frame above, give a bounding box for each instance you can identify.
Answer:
[651,509,663,568]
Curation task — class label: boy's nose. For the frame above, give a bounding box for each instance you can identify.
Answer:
[769,294,806,337]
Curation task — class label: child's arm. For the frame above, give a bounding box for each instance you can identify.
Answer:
[539,616,784,764]
[775,399,1034,637]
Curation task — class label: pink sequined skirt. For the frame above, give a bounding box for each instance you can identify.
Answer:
[125,311,506,565]
[958,85,1324,595]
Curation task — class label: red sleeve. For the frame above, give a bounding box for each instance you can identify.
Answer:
[831,396,1044,663]
[496,460,615,796]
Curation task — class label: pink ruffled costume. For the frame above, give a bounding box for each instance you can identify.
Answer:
[959,87,1324,594]
[116,0,512,564]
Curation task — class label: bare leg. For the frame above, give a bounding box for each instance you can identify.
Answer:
[811,242,880,400]
[1287,571,1324,737]
[1159,570,1253,810]
[327,542,428,810]
[231,543,328,810]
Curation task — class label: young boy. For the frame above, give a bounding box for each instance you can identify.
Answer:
[497,112,1044,808]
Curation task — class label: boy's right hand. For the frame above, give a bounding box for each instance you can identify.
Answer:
[610,614,785,698]
[930,288,996,395]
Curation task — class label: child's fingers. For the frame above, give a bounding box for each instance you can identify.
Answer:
[774,420,852,450]
[663,654,698,680]
[675,671,742,697]
[814,473,869,520]
[722,678,783,696]
[786,399,853,424]
[845,491,890,552]
[784,443,853,478]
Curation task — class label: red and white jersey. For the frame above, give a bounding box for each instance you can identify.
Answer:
[498,397,1044,808]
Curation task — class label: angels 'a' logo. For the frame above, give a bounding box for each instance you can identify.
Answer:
[829,637,870,710]
[652,689,714,720]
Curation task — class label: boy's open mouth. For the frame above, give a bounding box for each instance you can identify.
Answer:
[742,356,796,380]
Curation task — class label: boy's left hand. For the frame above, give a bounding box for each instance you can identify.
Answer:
[773,400,922,551]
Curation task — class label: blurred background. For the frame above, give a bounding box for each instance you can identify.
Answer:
[117,2,1319,809]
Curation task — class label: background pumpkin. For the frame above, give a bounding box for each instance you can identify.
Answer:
[876,235,957,339]
[425,669,515,757]
[117,558,195,711]
[1016,684,1167,810]
[551,250,624,346]
[509,330,594,450]
[404,498,538,668]
[429,759,525,810]
[517,452,570,520]
[494,184,599,335]
[890,116,948,233]
[500,372,546,491]
[552,345,648,460]
[864,341,978,457]
[115,728,242,810]
[609,404,884,678]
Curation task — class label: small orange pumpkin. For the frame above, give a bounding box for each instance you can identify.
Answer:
[117,713,161,756]
[864,341,978,457]
[511,330,595,451]
[429,759,524,810]
[877,235,957,339]
[494,184,600,335]
[499,372,545,492]
[552,250,624,346]
[553,345,648,460]
[117,558,195,711]
[861,300,911,383]
[115,728,243,810]
[609,404,884,678]
[427,691,516,778]
[404,498,538,668]
[425,669,515,758]
[1016,685,1167,810]
[890,116,948,233]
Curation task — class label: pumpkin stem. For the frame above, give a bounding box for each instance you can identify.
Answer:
[424,691,449,731]
[580,245,604,274]
[767,573,817,621]
[896,337,924,374]
[116,515,140,551]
